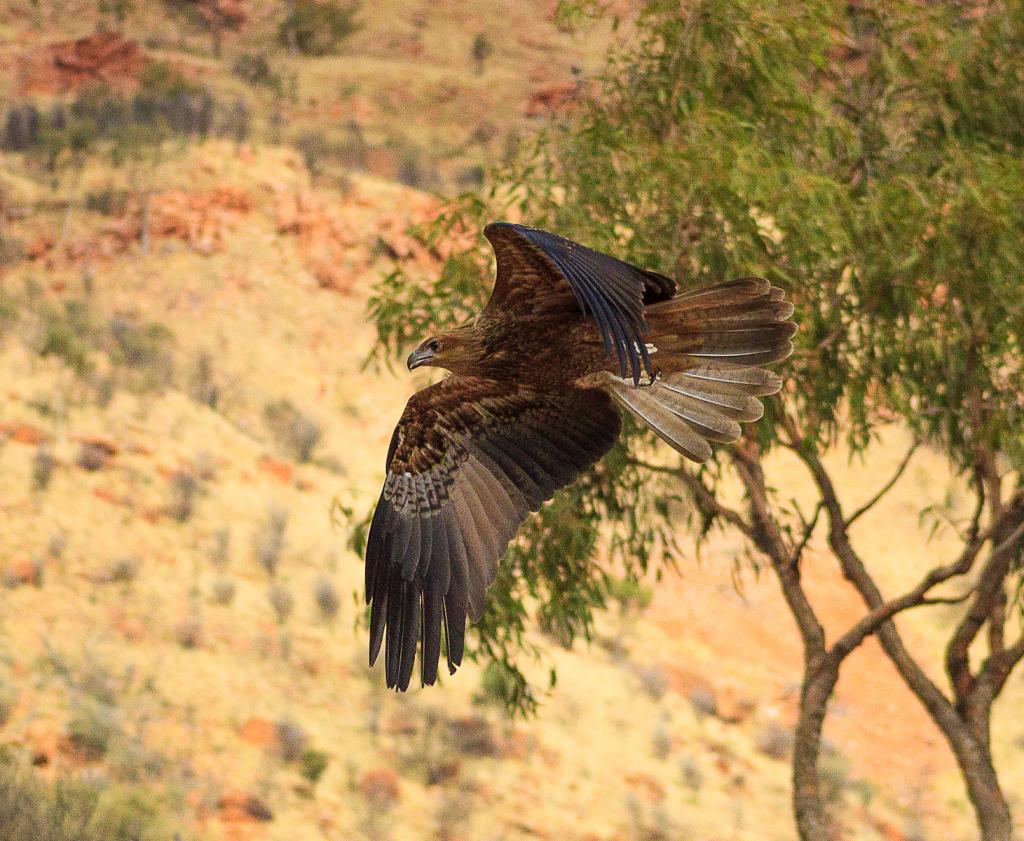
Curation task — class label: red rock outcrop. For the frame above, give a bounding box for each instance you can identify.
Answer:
[20,31,145,94]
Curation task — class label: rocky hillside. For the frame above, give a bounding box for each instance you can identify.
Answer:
[0,3,1022,841]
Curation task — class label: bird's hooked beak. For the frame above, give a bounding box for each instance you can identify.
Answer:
[407,346,434,371]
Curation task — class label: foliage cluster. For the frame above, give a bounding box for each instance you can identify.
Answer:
[278,0,362,57]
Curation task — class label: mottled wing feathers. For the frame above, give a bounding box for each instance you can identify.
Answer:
[483,222,675,385]
[366,376,622,691]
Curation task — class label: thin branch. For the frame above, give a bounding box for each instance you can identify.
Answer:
[730,448,828,660]
[994,635,1024,695]
[920,593,975,607]
[628,457,753,537]
[844,441,918,529]
[790,441,966,739]
[791,500,824,565]
[828,566,974,662]
[946,514,1024,705]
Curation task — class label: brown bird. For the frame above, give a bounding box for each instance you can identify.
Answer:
[366,222,796,690]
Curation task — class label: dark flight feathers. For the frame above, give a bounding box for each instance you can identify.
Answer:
[484,222,675,385]
[366,379,621,690]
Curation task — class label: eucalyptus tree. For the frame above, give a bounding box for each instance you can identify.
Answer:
[365,2,1024,839]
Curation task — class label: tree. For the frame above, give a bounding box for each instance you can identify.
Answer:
[97,0,134,29]
[367,2,1024,839]
[162,0,246,58]
[471,33,494,75]
[277,0,361,57]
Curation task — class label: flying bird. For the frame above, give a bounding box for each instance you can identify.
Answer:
[365,222,796,690]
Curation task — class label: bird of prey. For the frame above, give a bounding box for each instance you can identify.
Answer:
[365,222,796,690]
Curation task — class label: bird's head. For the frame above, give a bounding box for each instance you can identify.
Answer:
[407,328,481,375]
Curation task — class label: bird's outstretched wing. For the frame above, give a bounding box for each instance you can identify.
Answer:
[366,376,621,690]
[483,222,676,385]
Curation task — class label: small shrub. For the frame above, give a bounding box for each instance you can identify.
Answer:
[209,527,230,568]
[108,556,139,584]
[221,99,250,144]
[210,578,235,605]
[625,793,673,841]
[299,747,329,785]
[651,720,672,760]
[1,102,41,150]
[635,664,668,701]
[167,470,199,522]
[679,754,703,792]
[30,557,44,588]
[756,723,794,760]
[471,33,493,74]
[818,747,858,823]
[76,663,118,706]
[446,715,497,757]
[232,53,281,90]
[174,616,203,649]
[268,584,294,624]
[187,351,218,408]
[0,688,13,727]
[31,446,55,492]
[253,505,288,576]
[275,718,307,762]
[293,129,331,177]
[106,740,167,783]
[314,577,340,621]
[0,288,18,331]
[688,687,717,718]
[46,533,66,560]
[85,187,131,216]
[107,316,174,391]
[607,575,653,615]
[290,414,322,463]
[93,374,115,408]
[454,164,485,190]
[67,699,120,760]
[77,441,114,471]
[0,235,26,267]
[263,398,322,462]
[40,318,92,377]
[278,0,362,56]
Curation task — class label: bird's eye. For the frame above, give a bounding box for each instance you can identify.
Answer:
[427,339,441,353]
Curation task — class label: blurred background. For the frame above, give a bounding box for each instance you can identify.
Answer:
[0,2,1022,840]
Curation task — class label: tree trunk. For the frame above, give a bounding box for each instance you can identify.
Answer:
[948,719,1014,841]
[793,660,840,841]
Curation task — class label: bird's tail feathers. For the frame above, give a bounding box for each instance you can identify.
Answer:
[607,277,794,461]
[643,276,796,368]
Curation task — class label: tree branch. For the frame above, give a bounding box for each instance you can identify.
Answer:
[730,445,828,662]
[828,577,973,663]
[790,500,825,565]
[628,457,753,537]
[788,438,966,735]
[946,513,1024,707]
[844,441,918,529]
[992,634,1024,696]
